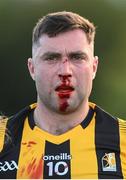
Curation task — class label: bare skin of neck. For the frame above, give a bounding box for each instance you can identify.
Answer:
[34,100,89,135]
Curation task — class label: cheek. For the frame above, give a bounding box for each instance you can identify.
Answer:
[35,67,55,89]
[77,67,93,86]
[35,66,47,80]
[34,69,46,90]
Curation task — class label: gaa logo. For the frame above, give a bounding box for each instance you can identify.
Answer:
[0,160,18,172]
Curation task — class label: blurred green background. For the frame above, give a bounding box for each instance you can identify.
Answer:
[0,0,126,118]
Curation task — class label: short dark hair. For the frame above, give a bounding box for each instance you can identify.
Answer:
[32,11,96,46]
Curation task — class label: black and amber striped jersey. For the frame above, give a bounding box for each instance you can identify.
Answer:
[0,102,126,179]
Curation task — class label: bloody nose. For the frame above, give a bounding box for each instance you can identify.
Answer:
[58,74,72,82]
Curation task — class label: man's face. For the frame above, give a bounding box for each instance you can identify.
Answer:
[28,29,98,114]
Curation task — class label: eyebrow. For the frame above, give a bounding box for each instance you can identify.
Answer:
[41,51,87,59]
[40,52,61,59]
[68,51,87,57]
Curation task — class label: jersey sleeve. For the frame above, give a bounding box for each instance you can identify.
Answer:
[118,118,126,178]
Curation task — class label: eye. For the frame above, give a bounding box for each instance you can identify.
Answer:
[43,55,61,63]
[45,56,57,61]
[74,55,83,60]
[71,54,87,61]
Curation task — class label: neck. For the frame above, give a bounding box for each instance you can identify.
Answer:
[34,100,89,135]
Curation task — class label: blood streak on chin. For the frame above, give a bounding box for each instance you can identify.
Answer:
[58,92,71,111]
[59,99,69,111]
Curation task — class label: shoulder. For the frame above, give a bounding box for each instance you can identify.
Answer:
[90,102,122,133]
[90,102,117,123]
[0,104,36,152]
[0,104,36,153]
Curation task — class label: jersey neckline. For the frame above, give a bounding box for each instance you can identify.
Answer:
[27,104,95,140]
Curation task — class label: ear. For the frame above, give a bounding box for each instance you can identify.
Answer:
[92,56,98,79]
[27,58,35,81]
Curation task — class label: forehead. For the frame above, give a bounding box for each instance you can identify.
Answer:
[33,29,93,55]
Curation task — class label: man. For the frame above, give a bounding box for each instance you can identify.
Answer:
[0,11,126,179]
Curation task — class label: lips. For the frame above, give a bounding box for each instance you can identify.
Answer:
[55,85,74,98]
[55,85,74,92]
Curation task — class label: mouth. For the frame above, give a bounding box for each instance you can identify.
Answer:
[55,85,74,98]
[55,85,74,92]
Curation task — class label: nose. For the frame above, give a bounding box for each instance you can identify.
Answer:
[58,57,72,78]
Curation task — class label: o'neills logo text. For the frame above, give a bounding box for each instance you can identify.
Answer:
[43,153,72,161]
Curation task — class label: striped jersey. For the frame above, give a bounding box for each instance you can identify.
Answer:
[0,102,126,179]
